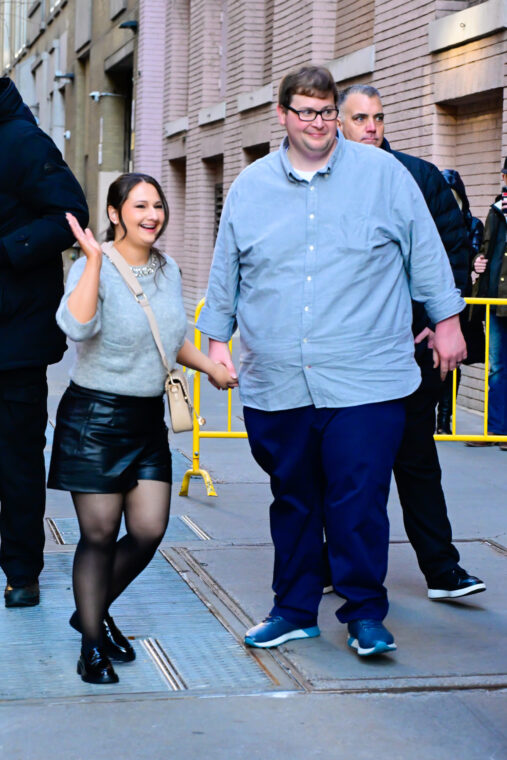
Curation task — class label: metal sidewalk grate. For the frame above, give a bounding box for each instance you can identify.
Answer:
[104,555,273,692]
[48,514,209,545]
[0,556,169,700]
[0,553,273,701]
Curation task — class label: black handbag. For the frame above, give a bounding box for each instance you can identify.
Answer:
[461,307,485,366]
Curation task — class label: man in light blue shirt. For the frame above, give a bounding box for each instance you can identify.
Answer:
[197,66,467,657]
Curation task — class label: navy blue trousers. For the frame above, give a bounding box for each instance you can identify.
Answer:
[243,401,405,627]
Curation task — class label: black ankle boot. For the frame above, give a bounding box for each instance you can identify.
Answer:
[70,612,136,663]
[77,646,119,684]
[437,371,459,434]
[103,614,136,662]
[436,411,451,435]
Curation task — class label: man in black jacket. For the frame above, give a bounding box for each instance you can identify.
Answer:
[334,84,485,599]
[471,159,507,450]
[0,77,88,606]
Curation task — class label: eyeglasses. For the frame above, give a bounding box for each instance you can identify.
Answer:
[285,105,339,122]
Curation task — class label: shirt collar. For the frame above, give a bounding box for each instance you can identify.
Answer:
[278,134,343,182]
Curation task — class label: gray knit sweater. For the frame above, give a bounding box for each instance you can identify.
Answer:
[56,253,187,396]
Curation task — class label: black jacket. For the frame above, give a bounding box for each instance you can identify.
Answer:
[440,168,484,258]
[381,139,471,341]
[0,77,88,370]
[476,198,507,317]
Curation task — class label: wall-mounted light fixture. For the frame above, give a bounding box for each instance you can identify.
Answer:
[119,20,138,32]
[54,72,74,81]
[89,91,126,102]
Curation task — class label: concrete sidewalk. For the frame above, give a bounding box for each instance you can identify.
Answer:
[0,350,506,760]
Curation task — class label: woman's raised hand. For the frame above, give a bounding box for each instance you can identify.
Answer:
[66,212,102,261]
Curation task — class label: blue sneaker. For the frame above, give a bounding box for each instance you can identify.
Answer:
[244,615,320,648]
[347,619,397,657]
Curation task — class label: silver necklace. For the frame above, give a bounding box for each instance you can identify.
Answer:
[130,252,158,278]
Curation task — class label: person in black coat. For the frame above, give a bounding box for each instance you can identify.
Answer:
[437,169,484,434]
[335,84,486,600]
[468,158,507,450]
[0,77,89,607]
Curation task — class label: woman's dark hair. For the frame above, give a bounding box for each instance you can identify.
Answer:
[105,172,169,250]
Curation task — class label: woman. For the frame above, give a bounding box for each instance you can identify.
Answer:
[48,173,236,684]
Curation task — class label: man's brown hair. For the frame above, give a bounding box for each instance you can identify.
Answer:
[278,66,338,108]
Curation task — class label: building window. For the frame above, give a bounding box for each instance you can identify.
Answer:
[244,143,270,165]
[166,158,186,263]
[110,0,127,20]
[2,0,12,69]
[437,91,503,222]
[13,0,28,58]
[219,1,228,99]
[214,182,224,242]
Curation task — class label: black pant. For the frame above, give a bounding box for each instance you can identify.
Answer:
[393,361,460,581]
[0,367,48,586]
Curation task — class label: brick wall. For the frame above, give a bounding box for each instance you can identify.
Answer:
[336,0,374,56]
[134,0,167,179]
[156,0,506,406]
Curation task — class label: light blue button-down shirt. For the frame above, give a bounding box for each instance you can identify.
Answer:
[197,136,465,411]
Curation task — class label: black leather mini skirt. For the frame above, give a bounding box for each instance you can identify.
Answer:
[48,382,172,493]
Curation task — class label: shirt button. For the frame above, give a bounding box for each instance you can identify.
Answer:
[309,245,314,251]
[309,213,315,219]
[310,186,315,191]
[307,276,312,281]
[304,306,309,312]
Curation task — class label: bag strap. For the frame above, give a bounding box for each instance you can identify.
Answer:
[102,241,170,374]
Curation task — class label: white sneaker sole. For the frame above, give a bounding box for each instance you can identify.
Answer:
[428,582,486,600]
[244,626,320,648]
[348,637,397,657]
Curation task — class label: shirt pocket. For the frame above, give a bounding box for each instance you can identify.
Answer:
[324,214,392,254]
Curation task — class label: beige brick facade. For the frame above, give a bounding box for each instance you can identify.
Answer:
[158,0,505,327]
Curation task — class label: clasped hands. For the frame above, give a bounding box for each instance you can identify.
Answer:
[207,340,239,390]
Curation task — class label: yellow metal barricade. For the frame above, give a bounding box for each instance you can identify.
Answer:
[434,297,507,444]
[180,297,507,497]
[179,299,247,497]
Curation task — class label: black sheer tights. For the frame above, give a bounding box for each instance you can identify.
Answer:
[71,480,171,652]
